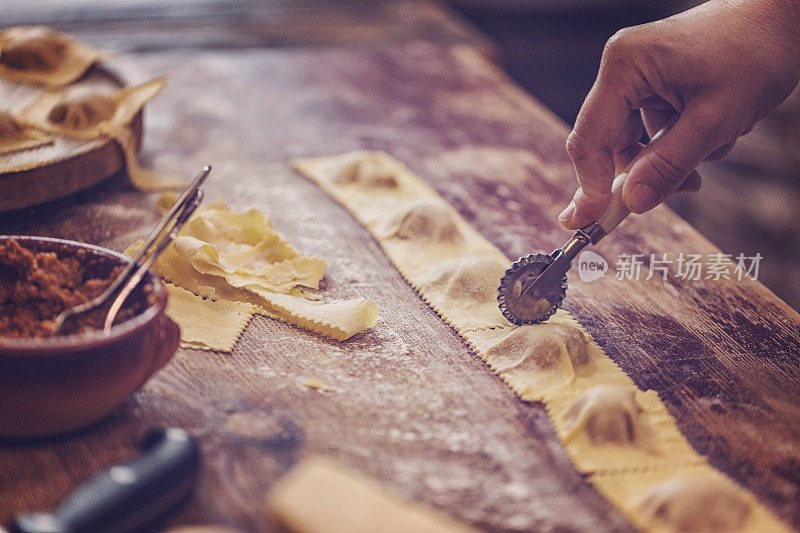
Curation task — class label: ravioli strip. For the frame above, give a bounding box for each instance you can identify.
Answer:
[294,150,789,532]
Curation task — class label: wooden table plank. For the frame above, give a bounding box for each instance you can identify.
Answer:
[1,43,799,532]
[0,0,495,56]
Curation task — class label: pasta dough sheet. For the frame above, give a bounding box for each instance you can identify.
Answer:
[294,150,789,530]
[0,26,111,87]
[165,284,255,352]
[591,465,791,533]
[126,199,377,345]
[267,456,479,533]
[18,77,184,190]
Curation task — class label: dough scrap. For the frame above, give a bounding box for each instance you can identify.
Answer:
[0,26,111,86]
[267,456,479,533]
[17,77,184,190]
[165,284,255,352]
[0,110,52,155]
[125,201,377,343]
[295,151,786,527]
[591,465,791,533]
[303,379,335,392]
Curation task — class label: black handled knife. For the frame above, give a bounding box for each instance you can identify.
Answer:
[5,427,199,533]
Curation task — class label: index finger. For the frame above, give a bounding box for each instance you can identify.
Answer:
[562,80,632,228]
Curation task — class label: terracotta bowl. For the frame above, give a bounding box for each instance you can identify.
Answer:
[0,236,179,439]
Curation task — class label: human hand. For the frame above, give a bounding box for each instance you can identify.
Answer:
[559,0,800,229]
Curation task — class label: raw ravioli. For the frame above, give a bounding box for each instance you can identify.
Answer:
[0,26,110,86]
[0,110,52,155]
[18,77,183,190]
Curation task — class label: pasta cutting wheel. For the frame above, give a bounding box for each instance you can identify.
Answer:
[497,224,602,325]
[498,115,680,325]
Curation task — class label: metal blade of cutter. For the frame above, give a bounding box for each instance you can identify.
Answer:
[498,223,605,324]
[497,252,568,325]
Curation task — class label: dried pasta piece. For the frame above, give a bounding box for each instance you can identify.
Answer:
[165,284,255,352]
[591,465,792,533]
[0,26,111,86]
[419,255,511,330]
[17,77,184,190]
[267,456,480,533]
[0,110,52,155]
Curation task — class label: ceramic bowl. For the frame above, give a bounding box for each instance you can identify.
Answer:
[0,236,179,439]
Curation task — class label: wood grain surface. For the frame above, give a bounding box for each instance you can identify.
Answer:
[0,43,799,533]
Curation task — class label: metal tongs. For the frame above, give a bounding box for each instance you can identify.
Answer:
[51,166,212,336]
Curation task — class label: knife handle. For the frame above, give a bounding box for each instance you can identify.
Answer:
[11,428,199,533]
[594,113,680,235]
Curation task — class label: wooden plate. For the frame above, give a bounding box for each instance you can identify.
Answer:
[0,66,143,213]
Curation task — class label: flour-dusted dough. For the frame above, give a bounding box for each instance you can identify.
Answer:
[547,383,702,473]
[0,26,111,86]
[18,77,184,190]
[385,200,463,243]
[293,151,438,232]
[419,255,511,330]
[165,284,255,352]
[463,312,630,402]
[563,385,650,447]
[0,110,52,155]
[126,201,378,343]
[324,150,400,188]
[591,465,792,533]
[294,150,787,527]
[267,457,479,533]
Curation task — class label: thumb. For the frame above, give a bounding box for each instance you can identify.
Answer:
[622,103,731,213]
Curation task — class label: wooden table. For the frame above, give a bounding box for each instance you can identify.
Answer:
[2,5,800,533]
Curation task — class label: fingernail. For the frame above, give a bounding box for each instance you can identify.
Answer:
[628,183,660,212]
[558,202,575,223]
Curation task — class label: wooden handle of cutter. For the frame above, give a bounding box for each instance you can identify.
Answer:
[593,113,680,235]
[595,171,631,234]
